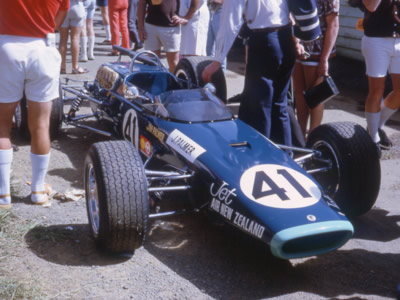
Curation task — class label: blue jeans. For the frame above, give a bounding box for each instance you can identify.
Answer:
[206,6,226,71]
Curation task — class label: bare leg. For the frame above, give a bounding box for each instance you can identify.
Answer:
[58,27,69,72]
[70,26,83,71]
[27,100,52,155]
[166,51,179,73]
[0,102,19,150]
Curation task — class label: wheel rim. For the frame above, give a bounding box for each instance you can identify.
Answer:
[311,140,341,197]
[86,164,100,237]
[175,69,191,89]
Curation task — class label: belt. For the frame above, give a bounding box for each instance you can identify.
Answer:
[251,24,291,33]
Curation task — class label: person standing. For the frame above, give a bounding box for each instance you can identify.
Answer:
[206,0,226,71]
[292,0,340,138]
[202,0,321,146]
[80,0,96,61]
[128,0,144,50]
[179,0,209,56]
[97,0,112,44]
[0,0,69,209]
[138,0,188,72]
[108,0,130,55]
[361,0,400,153]
[59,0,88,74]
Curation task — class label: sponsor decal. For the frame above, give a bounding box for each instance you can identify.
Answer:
[122,109,139,149]
[166,129,206,163]
[139,135,152,157]
[240,164,321,209]
[95,65,120,91]
[209,181,265,239]
[146,123,165,143]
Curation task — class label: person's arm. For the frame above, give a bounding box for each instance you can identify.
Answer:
[317,11,339,77]
[172,0,200,25]
[137,0,147,41]
[54,9,68,30]
[362,0,381,12]
[202,0,246,82]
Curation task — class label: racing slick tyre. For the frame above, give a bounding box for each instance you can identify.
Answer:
[306,122,381,217]
[174,56,227,102]
[84,140,149,255]
[13,93,63,141]
[49,84,64,140]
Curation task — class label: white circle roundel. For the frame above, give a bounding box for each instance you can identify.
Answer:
[240,164,321,209]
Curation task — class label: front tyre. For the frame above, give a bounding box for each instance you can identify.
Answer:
[84,140,149,255]
[306,122,381,217]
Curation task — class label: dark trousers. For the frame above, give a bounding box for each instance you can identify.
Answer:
[239,26,296,146]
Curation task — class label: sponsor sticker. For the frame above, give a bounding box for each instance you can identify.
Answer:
[240,164,321,209]
[146,123,166,143]
[209,181,265,239]
[166,129,206,163]
[139,135,152,157]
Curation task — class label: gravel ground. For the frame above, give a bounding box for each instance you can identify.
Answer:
[0,12,399,300]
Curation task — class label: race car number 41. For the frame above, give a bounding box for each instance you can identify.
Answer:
[240,164,321,209]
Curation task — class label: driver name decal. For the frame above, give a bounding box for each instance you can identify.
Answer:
[240,164,321,209]
[166,129,206,163]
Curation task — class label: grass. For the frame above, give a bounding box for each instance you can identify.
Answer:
[0,210,44,299]
[0,277,42,300]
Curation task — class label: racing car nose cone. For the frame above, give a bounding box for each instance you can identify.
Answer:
[270,220,354,259]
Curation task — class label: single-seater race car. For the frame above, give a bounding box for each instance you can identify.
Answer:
[24,46,381,259]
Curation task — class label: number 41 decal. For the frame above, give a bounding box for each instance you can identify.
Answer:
[240,164,321,209]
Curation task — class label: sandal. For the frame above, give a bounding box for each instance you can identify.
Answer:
[60,68,66,75]
[0,194,12,210]
[99,39,111,45]
[72,67,89,74]
[107,51,119,56]
[28,182,52,206]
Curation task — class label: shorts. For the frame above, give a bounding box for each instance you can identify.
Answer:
[0,35,61,103]
[84,0,96,19]
[144,23,181,52]
[96,0,108,6]
[362,36,400,77]
[61,1,85,28]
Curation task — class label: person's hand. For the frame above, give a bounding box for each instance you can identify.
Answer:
[202,61,221,83]
[172,15,189,25]
[138,27,147,42]
[317,59,329,77]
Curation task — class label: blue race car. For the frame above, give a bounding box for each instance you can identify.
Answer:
[54,46,380,259]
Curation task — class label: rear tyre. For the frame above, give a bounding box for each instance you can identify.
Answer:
[175,56,227,102]
[13,91,63,141]
[306,122,381,217]
[84,140,149,255]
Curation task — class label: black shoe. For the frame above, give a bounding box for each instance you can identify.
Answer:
[378,128,392,150]
[376,142,382,159]
[133,43,144,51]
[227,93,243,103]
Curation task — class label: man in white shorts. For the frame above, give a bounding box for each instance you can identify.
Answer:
[0,0,69,209]
[138,0,190,72]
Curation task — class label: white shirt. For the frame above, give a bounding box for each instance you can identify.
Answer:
[214,0,290,63]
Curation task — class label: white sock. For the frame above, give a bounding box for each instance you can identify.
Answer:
[0,149,13,205]
[30,152,50,203]
[88,35,95,59]
[365,111,381,143]
[80,36,88,59]
[379,103,397,128]
[105,25,111,41]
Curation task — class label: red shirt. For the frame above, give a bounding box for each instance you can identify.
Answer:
[0,0,70,38]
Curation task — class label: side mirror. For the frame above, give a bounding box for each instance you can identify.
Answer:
[204,83,216,95]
